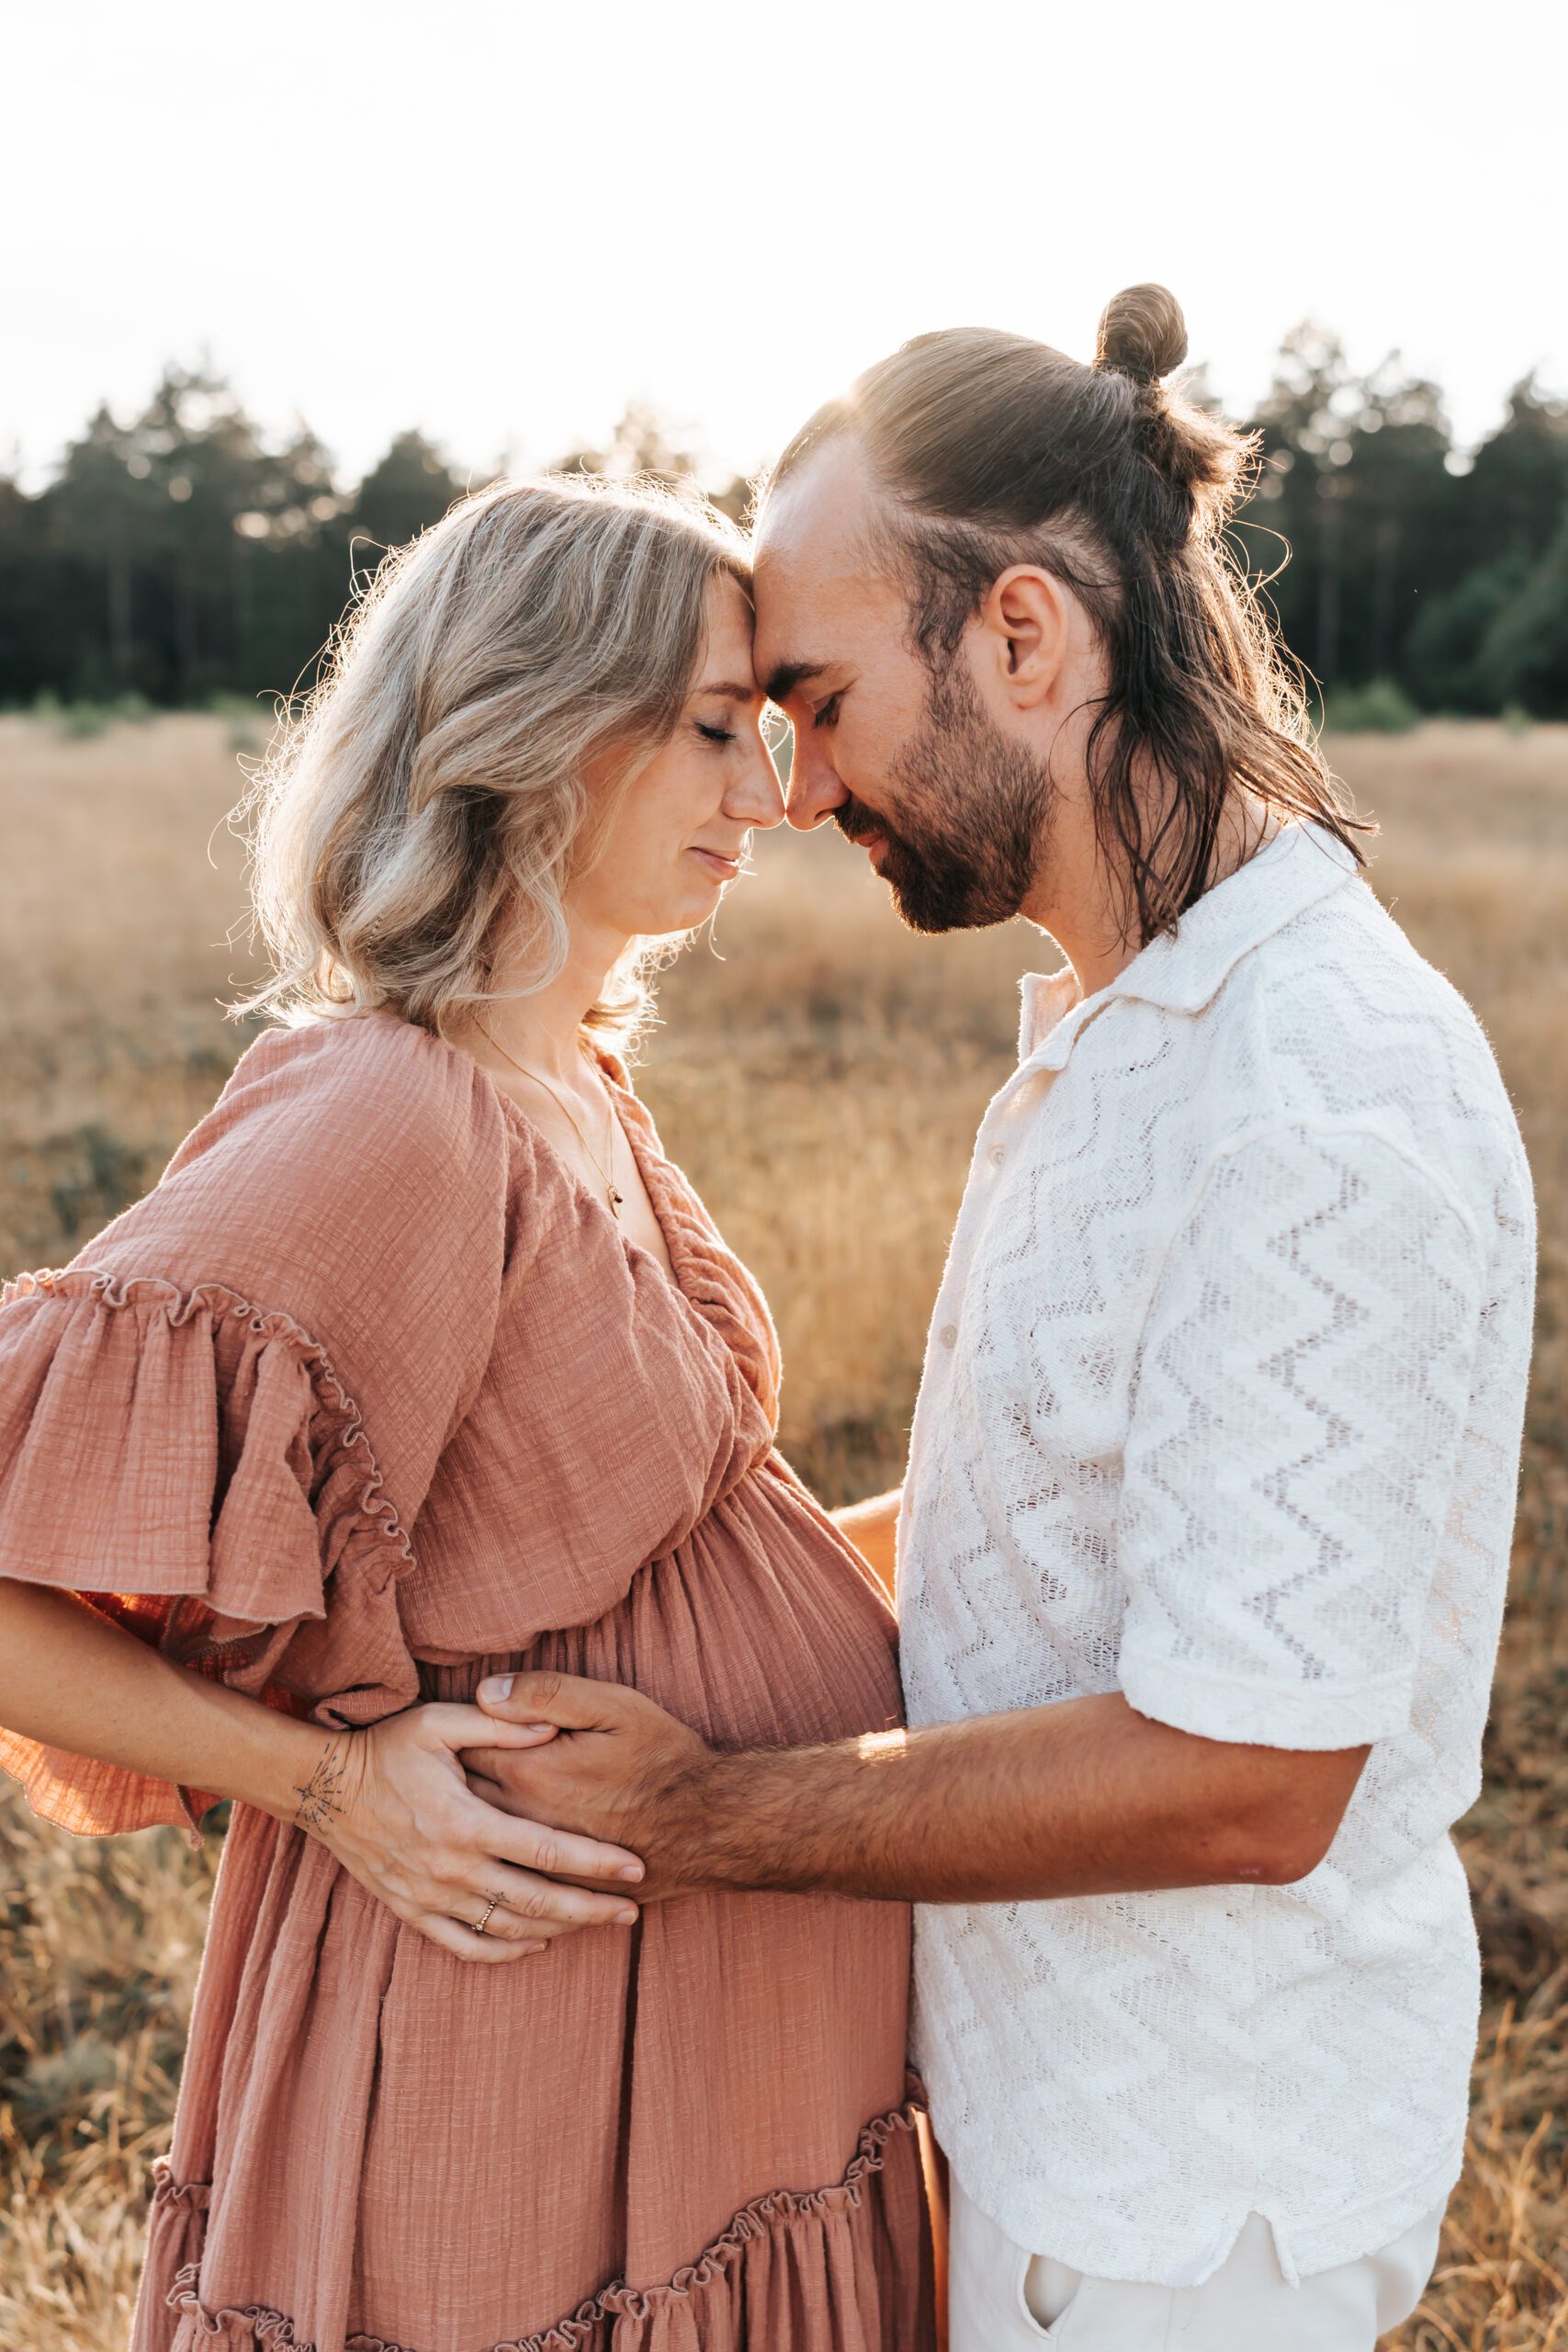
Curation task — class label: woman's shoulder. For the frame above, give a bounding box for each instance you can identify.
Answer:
[171,1012,513,1199]
[56,1012,519,1326]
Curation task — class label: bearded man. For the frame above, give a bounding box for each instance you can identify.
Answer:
[471,287,1536,2352]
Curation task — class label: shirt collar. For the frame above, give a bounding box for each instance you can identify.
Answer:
[1018,822,1360,1069]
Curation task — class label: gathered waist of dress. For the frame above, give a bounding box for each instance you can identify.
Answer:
[411,1453,902,1753]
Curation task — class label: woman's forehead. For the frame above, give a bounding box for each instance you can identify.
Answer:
[695,575,760,685]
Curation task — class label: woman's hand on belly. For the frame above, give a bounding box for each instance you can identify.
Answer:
[296,1704,648,1961]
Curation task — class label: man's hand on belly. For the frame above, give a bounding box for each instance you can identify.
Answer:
[462,1672,715,1902]
[468,1671,1371,1909]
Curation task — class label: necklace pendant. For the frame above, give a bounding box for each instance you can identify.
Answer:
[608,1185,624,1218]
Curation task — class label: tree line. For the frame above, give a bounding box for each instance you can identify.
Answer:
[4,334,1566,718]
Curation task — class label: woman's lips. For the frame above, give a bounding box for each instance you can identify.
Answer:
[690,846,741,881]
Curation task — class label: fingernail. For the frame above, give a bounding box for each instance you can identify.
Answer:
[615,1905,639,1926]
[520,1939,546,1955]
[618,1863,645,1882]
[479,1675,513,1702]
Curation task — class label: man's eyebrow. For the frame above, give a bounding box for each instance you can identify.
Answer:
[763,661,829,704]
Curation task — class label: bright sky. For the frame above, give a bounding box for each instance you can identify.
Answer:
[8,0,1566,492]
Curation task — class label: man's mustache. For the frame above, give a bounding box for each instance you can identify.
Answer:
[832,794,891,843]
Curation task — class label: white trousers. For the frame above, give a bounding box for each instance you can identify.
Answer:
[948,2173,1444,2351]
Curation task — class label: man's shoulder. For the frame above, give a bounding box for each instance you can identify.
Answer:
[1218,876,1525,1173]
[1079,874,1537,1274]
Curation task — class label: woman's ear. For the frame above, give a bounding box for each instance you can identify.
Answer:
[979,565,1071,709]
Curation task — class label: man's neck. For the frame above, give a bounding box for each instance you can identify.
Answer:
[1025,790,1280,1001]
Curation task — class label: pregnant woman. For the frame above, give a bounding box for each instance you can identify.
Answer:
[0,477,933,2350]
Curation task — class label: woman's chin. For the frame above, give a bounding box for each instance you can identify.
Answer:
[605,864,739,943]
[649,880,733,935]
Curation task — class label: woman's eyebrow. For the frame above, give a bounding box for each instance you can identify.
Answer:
[694,680,764,703]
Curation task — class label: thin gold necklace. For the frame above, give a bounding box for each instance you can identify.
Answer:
[474,1015,625,1219]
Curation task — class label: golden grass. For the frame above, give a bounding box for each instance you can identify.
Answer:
[0,713,1563,2348]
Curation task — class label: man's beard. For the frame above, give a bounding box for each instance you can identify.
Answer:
[834,658,1053,933]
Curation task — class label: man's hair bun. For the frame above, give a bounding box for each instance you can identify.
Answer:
[1094,284,1189,385]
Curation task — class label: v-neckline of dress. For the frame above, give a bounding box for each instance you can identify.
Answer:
[437,1026,690,1304]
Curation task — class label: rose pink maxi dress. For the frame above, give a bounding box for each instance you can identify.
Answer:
[0,1014,934,2352]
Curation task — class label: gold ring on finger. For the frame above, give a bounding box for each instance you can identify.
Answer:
[473,1894,502,1937]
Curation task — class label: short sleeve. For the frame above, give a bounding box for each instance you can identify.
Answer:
[0,1017,510,1839]
[1116,1124,1485,1750]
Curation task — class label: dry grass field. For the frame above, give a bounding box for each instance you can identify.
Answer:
[0,711,1563,2348]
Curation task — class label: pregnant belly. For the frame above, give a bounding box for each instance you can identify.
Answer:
[370,1459,912,2330]
[418,1452,905,1749]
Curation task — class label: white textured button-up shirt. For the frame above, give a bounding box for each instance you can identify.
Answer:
[898,822,1536,2287]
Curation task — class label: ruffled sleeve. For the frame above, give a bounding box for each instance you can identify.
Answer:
[0,1016,511,1841]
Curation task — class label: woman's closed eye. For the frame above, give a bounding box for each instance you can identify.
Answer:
[696,721,735,746]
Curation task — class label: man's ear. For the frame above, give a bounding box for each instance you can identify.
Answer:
[979,566,1071,710]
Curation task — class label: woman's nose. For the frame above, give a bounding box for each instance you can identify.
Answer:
[725,740,787,831]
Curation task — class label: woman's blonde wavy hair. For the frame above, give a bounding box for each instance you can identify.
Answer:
[237,471,750,1044]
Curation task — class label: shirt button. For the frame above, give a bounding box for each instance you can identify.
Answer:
[938,1323,958,1350]
[987,1144,1005,1167]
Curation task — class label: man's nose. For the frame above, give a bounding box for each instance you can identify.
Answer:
[784,728,847,831]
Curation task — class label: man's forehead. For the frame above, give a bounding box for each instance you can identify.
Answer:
[754,439,885,582]
[751,440,894,681]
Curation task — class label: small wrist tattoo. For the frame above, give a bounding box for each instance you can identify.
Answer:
[291,1734,351,1836]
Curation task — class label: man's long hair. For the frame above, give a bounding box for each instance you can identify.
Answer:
[765,285,1367,946]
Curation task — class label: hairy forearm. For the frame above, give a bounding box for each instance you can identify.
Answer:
[830,1486,901,1601]
[0,1578,336,1827]
[668,1693,1360,1903]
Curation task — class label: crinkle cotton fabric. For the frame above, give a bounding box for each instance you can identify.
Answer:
[898,823,1537,2289]
[0,1014,933,2352]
